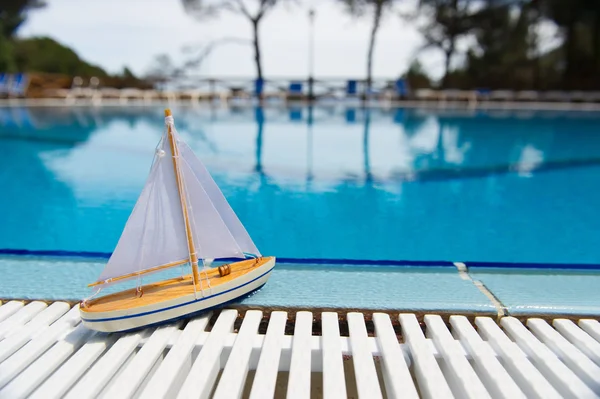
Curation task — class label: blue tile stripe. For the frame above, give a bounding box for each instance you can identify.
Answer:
[1,248,600,270]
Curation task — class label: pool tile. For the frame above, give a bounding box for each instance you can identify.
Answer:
[240,264,496,313]
[470,268,600,316]
[0,257,495,313]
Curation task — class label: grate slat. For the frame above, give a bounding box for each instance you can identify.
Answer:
[0,302,598,399]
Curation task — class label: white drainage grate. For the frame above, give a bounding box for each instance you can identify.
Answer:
[0,300,599,398]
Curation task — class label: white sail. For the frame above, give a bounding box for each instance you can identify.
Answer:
[94,114,261,286]
[96,134,189,285]
[177,135,261,257]
[179,157,245,260]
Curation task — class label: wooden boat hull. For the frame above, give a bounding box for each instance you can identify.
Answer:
[80,257,275,332]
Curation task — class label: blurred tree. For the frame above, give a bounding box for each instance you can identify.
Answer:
[587,1,600,71]
[0,35,16,71]
[122,67,136,79]
[0,0,46,71]
[0,0,46,39]
[539,0,580,85]
[180,37,250,71]
[415,0,476,88]
[143,38,249,92]
[181,0,295,83]
[13,37,108,76]
[340,0,398,95]
[144,53,180,88]
[112,66,145,88]
[539,0,600,88]
[466,0,538,89]
[402,59,431,88]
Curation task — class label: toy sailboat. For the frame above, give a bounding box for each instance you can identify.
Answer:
[80,109,275,332]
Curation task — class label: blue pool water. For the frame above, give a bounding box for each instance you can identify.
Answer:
[1,105,600,264]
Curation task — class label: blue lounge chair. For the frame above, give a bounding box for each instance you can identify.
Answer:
[8,73,28,97]
[254,78,264,98]
[286,81,303,101]
[346,80,358,97]
[395,79,409,99]
[0,73,10,96]
[289,82,303,95]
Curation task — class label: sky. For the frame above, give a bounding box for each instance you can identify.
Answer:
[19,0,559,81]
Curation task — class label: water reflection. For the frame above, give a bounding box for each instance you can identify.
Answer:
[1,106,600,263]
[254,107,265,176]
[363,108,372,182]
[306,106,314,185]
[3,105,600,188]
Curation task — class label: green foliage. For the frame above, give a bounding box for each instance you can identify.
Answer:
[402,59,432,88]
[0,1,111,79]
[416,0,478,87]
[339,0,395,18]
[0,35,16,72]
[121,67,136,79]
[464,1,536,89]
[539,0,600,87]
[2,0,600,92]
[413,0,600,90]
[12,37,108,77]
[0,0,46,39]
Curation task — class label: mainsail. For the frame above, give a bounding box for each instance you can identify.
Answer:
[93,113,260,286]
[178,134,261,257]
[96,133,190,286]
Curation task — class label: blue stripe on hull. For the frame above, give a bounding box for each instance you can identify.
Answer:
[81,267,274,323]
[94,283,268,334]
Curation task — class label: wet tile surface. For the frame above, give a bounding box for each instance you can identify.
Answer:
[470,268,600,315]
[240,264,496,312]
[0,257,495,313]
[4,256,599,316]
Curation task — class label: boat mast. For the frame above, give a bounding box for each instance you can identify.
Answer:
[165,108,201,286]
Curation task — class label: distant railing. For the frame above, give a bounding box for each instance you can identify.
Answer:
[22,73,600,105]
[155,76,600,104]
[155,76,410,102]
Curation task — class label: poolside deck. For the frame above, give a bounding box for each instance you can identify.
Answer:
[3,97,600,112]
[0,300,599,398]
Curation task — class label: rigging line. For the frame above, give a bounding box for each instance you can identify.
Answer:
[148,134,164,173]
[82,286,102,307]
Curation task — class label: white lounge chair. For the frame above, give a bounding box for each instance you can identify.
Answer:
[414,89,438,101]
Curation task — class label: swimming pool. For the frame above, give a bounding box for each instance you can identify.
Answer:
[1,105,599,265]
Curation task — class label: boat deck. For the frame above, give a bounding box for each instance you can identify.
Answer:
[1,299,599,398]
[83,257,270,313]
